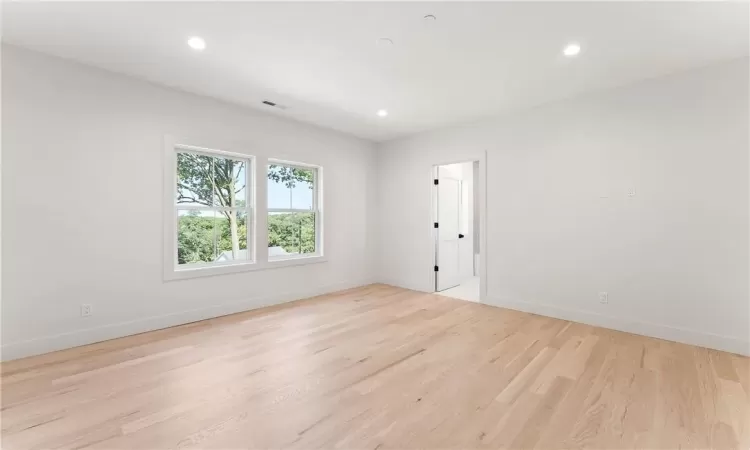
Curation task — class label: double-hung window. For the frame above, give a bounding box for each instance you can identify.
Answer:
[267,161,322,260]
[173,145,254,269]
[165,141,324,279]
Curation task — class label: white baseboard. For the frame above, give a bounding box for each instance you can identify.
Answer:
[1,279,374,361]
[486,296,749,356]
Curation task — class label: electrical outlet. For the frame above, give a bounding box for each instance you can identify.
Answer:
[81,304,92,317]
[598,292,608,304]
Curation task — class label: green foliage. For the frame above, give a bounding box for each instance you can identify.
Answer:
[268,213,316,254]
[177,212,247,264]
[177,153,245,207]
[177,212,314,264]
[177,212,214,264]
[268,164,313,189]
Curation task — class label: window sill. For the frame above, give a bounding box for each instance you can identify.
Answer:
[165,255,327,281]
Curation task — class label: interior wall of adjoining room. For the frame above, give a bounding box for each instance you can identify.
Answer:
[375,58,750,355]
[1,45,378,360]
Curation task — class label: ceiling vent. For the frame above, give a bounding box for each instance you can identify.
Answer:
[262,100,287,110]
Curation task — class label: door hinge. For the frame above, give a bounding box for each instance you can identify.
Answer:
[434,222,439,228]
[434,265,439,271]
[434,179,439,185]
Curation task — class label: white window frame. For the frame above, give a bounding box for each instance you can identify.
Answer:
[164,139,256,280]
[267,159,324,261]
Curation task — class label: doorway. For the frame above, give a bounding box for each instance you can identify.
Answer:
[433,160,481,302]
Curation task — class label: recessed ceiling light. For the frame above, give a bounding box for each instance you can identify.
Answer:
[376,37,394,47]
[377,109,388,117]
[563,42,581,57]
[187,36,206,51]
[424,14,437,22]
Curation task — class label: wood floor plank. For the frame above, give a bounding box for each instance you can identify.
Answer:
[1,284,747,449]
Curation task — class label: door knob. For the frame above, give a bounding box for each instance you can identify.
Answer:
[458,234,465,239]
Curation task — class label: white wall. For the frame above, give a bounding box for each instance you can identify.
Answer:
[376,58,750,355]
[1,45,377,360]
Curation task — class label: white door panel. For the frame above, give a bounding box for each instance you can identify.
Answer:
[437,172,460,291]
[458,178,474,280]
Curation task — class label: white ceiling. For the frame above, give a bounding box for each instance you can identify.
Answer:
[4,1,749,142]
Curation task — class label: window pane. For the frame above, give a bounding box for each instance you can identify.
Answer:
[268,212,315,257]
[215,209,249,262]
[213,156,246,208]
[178,209,249,265]
[268,164,314,210]
[268,165,290,209]
[177,209,218,265]
[291,173,313,210]
[176,153,214,207]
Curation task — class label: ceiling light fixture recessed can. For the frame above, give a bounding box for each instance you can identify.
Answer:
[188,36,206,51]
[424,14,437,21]
[376,37,394,47]
[563,42,581,57]
[377,109,388,117]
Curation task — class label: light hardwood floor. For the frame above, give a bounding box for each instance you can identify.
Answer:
[2,284,748,449]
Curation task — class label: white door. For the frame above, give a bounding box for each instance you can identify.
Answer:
[458,179,474,280]
[437,169,461,291]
